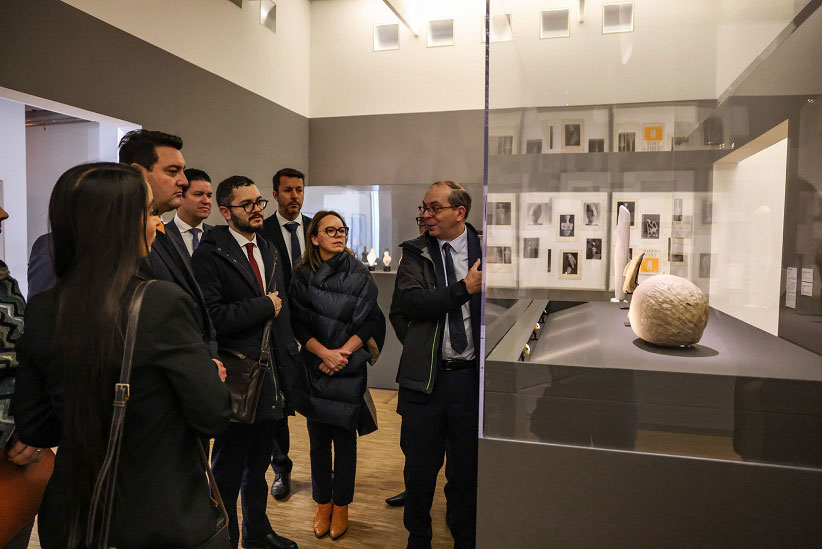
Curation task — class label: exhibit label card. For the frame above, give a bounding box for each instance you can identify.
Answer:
[786,267,797,308]
[801,268,814,297]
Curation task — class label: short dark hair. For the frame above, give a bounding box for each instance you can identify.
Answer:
[183,168,211,196]
[217,175,256,207]
[118,129,183,170]
[433,180,471,217]
[272,168,305,192]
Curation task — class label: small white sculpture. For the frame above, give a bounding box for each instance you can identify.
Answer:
[383,250,391,267]
[628,274,709,347]
[367,248,377,269]
[612,205,631,304]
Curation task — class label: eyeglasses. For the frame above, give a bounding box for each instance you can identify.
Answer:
[225,199,268,213]
[415,216,426,226]
[322,226,350,237]
[418,204,457,216]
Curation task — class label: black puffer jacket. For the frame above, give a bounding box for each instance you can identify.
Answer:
[289,251,385,434]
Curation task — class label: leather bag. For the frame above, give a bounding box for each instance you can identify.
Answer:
[79,281,230,548]
[0,442,55,545]
[218,319,272,424]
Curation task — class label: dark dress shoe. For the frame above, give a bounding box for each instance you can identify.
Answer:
[241,531,298,549]
[270,472,291,500]
[385,490,407,507]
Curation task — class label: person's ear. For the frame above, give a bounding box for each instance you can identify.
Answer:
[311,235,319,247]
[219,206,231,222]
[456,206,467,222]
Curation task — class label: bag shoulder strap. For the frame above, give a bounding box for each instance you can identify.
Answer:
[85,280,154,548]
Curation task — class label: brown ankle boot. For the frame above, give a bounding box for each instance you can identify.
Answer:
[329,504,348,539]
[314,502,332,538]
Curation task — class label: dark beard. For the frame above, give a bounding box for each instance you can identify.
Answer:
[231,212,262,233]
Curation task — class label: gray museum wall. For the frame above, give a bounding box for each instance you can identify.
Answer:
[0,0,308,195]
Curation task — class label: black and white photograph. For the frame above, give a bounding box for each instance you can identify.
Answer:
[558,213,575,238]
[588,138,605,152]
[560,251,581,279]
[642,214,660,239]
[526,201,552,225]
[488,201,512,226]
[586,238,602,260]
[701,198,713,225]
[618,132,636,152]
[562,119,584,152]
[673,198,683,222]
[699,253,712,278]
[491,135,513,155]
[549,125,554,149]
[583,202,601,226]
[488,246,513,264]
[546,249,552,272]
[668,237,684,262]
[523,238,540,259]
[526,139,543,154]
[616,201,636,226]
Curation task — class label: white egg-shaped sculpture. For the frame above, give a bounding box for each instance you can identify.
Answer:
[628,274,709,347]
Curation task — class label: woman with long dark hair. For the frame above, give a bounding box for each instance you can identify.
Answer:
[288,210,385,540]
[13,162,232,547]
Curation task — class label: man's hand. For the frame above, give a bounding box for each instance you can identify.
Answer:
[212,358,227,382]
[268,291,282,317]
[6,440,46,466]
[463,259,482,294]
[322,349,351,374]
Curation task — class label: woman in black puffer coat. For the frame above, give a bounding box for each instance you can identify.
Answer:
[288,210,385,540]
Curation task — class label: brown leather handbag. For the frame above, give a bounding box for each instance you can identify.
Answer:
[0,441,55,545]
[219,320,273,424]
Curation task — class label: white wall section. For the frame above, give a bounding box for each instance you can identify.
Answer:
[0,99,29,296]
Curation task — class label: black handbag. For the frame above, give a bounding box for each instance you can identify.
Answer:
[79,280,230,548]
[219,320,273,424]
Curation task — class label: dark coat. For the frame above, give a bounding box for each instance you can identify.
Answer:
[27,232,57,297]
[192,225,304,420]
[288,252,385,435]
[393,223,482,394]
[164,218,214,260]
[260,213,312,290]
[150,229,217,356]
[13,281,232,548]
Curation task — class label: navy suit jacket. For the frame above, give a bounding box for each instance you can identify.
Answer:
[27,233,57,297]
[164,218,214,261]
[259,213,311,291]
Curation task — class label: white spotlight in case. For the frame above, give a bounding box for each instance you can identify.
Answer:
[577,0,586,23]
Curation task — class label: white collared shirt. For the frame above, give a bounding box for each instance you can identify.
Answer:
[437,226,475,360]
[275,210,306,262]
[172,214,207,256]
[228,226,266,290]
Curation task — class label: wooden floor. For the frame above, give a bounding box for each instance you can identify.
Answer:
[29,389,452,548]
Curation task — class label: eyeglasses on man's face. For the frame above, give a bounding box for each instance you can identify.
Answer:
[322,226,350,237]
[225,198,268,213]
[418,204,457,216]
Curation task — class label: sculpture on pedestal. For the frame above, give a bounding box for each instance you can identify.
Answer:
[382,250,392,271]
[367,248,377,271]
[611,204,631,308]
[628,274,709,347]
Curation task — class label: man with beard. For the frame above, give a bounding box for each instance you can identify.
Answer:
[192,176,298,549]
[259,167,311,499]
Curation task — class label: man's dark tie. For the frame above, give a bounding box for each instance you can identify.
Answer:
[190,227,201,252]
[244,242,265,294]
[442,242,468,354]
[284,222,301,266]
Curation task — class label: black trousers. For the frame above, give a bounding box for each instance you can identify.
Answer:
[306,419,357,506]
[212,419,283,547]
[269,415,293,474]
[400,368,479,549]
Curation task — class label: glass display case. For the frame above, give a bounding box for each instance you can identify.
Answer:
[478,1,822,545]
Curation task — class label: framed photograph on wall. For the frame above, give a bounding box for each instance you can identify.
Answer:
[615,200,636,226]
[526,139,543,154]
[699,253,712,278]
[642,123,665,151]
[523,238,540,259]
[586,238,603,260]
[559,250,582,279]
[668,237,685,262]
[525,200,552,226]
[583,202,601,226]
[488,246,513,264]
[641,214,661,239]
[561,119,584,153]
[588,138,605,152]
[546,249,552,273]
[557,213,576,240]
[488,201,513,226]
[640,251,660,274]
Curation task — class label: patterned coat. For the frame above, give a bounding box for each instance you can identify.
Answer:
[0,260,25,448]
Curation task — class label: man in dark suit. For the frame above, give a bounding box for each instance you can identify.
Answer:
[258,167,310,499]
[119,130,219,357]
[192,176,298,549]
[165,168,215,260]
[393,181,482,549]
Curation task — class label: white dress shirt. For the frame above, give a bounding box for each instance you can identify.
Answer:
[229,227,266,290]
[437,226,475,360]
[275,210,306,262]
[172,214,207,256]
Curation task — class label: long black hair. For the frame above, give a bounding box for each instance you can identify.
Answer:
[50,162,150,531]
